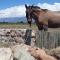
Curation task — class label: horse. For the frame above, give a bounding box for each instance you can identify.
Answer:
[25,4,60,30]
[25,5,40,27]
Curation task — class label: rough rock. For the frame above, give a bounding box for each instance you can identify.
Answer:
[0,48,13,60]
[49,47,60,60]
[28,47,57,60]
[11,44,35,60]
[0,29,36,47]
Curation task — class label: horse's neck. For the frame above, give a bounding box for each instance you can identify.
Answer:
[32,11,39,20]
[31,12,41,28]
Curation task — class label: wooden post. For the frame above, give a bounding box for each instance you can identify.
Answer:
[25,29,32,45]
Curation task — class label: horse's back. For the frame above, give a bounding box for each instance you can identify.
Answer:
[46,11,60,28]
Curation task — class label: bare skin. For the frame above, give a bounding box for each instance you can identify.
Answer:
[28,47,57,60]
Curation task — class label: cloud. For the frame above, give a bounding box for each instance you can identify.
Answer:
[0,3,60,18]
[0,5,26,18]
[37,3,60,11]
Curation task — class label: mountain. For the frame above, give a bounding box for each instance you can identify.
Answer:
[0,17,27,23]
[54,11,60,13]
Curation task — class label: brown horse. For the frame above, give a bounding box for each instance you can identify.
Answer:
[25,4,60,30]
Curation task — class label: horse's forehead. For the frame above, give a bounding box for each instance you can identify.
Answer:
[26,8,32,12]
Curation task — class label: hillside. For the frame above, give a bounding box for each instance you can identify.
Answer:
[0,17,27,23]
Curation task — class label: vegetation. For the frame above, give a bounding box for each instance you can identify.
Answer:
[0,22,38,29]
[0,22,60,31]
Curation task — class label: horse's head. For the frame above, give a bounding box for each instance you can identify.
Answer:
[25,4,48,30]
[25,4,32,27]
[25,4,41,27]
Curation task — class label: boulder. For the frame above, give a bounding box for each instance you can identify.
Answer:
[0,48,13,60]
[28,47,57,60]
[31,30,35,37]
[11,44,35,60]
[14,37,24,44]
[49,47,60,60]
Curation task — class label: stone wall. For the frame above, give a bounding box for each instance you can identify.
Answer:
[0,29,36,47]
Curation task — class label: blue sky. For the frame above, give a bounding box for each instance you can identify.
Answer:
[0,0,60,9]
[0,0,60,18]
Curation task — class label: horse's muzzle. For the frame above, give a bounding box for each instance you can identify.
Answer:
[28,21,32,27]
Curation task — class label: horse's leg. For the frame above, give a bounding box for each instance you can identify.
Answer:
[43,24,48,31]
[28,21,32,27]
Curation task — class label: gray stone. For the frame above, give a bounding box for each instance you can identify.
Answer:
[0,48,13,60]
[0,29,36,46]
[11,44,35,60]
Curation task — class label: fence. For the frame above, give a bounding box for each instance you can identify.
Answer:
[35,31,60,49]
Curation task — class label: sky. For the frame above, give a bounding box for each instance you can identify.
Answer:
[0,0,60,18]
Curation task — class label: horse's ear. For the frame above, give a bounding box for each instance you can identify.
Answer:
[42,9,48,12]
[25,4,27,8]
[32,5,34,7]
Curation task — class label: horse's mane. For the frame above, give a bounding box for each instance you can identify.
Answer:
[31,6,40,9]
[28,5,40,10]
[29,5,48,12]
[32,8,48,13]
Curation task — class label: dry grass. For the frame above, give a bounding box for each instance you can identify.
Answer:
[0,23,60,31]
[0,24,38,29]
